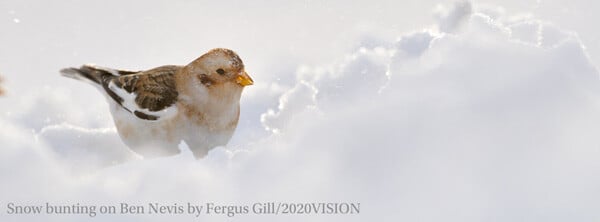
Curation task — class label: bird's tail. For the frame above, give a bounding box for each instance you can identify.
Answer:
[60,65,112,85]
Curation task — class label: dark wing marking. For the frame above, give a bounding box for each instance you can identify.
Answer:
[81,64,142,76]
[116,70,141,76]
[102,75,125,107]
[134,111,159,121]
[108,65,181,121]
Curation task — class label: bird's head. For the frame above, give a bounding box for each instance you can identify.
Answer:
[186,48,253,88]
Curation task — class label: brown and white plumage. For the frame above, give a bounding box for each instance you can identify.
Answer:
[61,48,253,159]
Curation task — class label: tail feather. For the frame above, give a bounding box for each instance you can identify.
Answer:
[60,65,111,85]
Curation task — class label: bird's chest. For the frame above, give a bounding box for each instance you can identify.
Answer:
[175,102,240,133]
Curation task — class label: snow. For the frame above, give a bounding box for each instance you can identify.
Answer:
[2,1,600,221]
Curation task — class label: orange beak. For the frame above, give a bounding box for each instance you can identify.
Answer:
[236,71,254,86]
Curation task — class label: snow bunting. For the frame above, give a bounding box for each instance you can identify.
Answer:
[61,48,253,159]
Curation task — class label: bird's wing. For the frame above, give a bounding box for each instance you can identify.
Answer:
[76,64,142,76]
[104,65,182,121]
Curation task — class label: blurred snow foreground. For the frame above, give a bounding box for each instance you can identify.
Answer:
[2,3,600,222]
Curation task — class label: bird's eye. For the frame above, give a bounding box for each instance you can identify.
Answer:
[216,68,225,75]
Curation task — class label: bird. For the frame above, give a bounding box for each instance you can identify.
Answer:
[60,48,253,159]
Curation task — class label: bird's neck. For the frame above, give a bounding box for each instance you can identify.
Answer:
[204,83,243,114]
[178,82,242,117]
